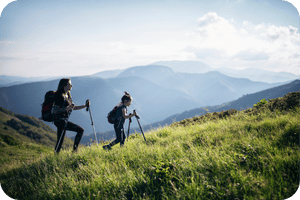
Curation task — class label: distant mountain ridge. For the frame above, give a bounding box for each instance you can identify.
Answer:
[1,60,297,87]
[218,67,299,83]
[117,65,282,106]
[78,79,300,144]
[92,69,125,79]
[0,75,63,87]
[150,60,298,83]
[152,60,212,74]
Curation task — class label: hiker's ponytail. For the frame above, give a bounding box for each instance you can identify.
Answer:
[121,91,132,103]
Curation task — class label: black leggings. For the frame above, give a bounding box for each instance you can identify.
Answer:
[54,119,84,153]
[109,124,126,147]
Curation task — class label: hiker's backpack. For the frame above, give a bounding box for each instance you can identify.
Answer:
[41,91,56,122]
[107,106,118,124]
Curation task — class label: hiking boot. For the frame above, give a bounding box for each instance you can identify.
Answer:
[103,144,112,150]
[72,148,78,153]
[73,144,79,153]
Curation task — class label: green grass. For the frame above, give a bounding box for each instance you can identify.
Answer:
[0,93,299,200]
[0,107,74,172]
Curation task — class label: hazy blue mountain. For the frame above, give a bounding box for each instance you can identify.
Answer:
[0,75,26,87]
[92,69,125,79]
[217,67,299,83]
[117,65,281,106]
[150,60,298,83]
[117,65,195,101]
[151,60,212,74]
[0,75,63,87]
[117,65,179,85]
[106,76,200,121]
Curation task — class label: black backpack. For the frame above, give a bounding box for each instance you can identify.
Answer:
[107,106,118,124]
[41,91,56,122]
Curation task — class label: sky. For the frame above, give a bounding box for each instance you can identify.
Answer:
[0,0,299,77]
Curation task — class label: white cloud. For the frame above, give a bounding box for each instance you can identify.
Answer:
[196,13,246,54]
[185,46,223,59]
[186,12,299,74]
[196,12,238,52]
[265,25,298,43]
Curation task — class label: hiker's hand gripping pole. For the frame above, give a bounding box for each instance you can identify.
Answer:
[133,110,147,143]
[86,99,90,111]
[86,99,98,145]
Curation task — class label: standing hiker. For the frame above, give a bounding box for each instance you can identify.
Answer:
[103,92,136,150]
[53,78,88,153]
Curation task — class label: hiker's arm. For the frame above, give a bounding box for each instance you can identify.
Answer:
[73,104,87,110]
[122,108,136,119]
[73,100,89,110]
[53,104,74,114]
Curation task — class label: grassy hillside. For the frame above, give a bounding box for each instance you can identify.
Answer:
[0,92,299,200]
[0,107,74,171]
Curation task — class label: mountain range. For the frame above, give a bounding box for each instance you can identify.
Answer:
[116,65,284,106]
[93,60,298,84]
[1,61,297,88]
[79,79,300,144]
[0,62,298,143]
[0,75,63,87]
[151,60,299,83]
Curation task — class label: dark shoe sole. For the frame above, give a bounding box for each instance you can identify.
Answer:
[103,145,112,150]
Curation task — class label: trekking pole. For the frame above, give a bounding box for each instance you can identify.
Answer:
[134,110,147,143]
[127,117,132,141]
[86,99,98,145]
[55,110,72,153]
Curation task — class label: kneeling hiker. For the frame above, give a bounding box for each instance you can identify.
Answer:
[103,92,136,150]
[53,78,89,153]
